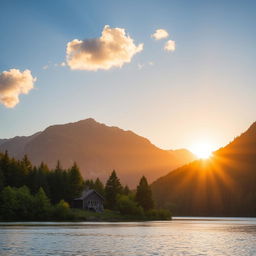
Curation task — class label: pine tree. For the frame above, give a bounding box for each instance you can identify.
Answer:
[135,176,154,211]
[94,178,105,196]
[67,162,84,202]
[34,187,51,220]
[84,179,94,189]
[0,167,5,191]
[123,185,131,195]
[105,170,123,209]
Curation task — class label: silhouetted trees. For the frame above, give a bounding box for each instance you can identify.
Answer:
[0,152,170,220]
[136,176,154,211]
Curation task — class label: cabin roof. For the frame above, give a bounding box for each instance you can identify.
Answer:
[74,189,104,201]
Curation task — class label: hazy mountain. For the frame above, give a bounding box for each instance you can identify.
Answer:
[152,122,256,216]
[0,118,196,187]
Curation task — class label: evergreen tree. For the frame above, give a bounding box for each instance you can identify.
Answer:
[84,179,94,189]
[105,170,123,209]
[123,185,131,195]
[34,187,51,220]
[48,161,67,203]
[66,162,84,202]
[136,176,154,211]
[94,178,105,196]
[15,186,35,220]
[0,167,5,191]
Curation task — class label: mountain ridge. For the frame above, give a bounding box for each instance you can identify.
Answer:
[0,118,196,187]
[151,121,256,216]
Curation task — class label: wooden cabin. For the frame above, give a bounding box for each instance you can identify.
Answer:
[73,189,104,212]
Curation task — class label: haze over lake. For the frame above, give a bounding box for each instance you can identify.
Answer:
[1,218,256,256]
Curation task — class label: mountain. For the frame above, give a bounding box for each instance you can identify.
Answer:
[0,118,196,187]
[152,122,256,217]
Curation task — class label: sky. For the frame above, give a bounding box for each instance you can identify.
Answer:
[0,0,256,151]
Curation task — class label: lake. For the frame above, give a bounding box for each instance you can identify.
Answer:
[0,217,256,255]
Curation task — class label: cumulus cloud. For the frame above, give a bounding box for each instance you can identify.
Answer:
[151,29,169,40]
[66,25,143,71]
[0,69,36,108]
[164,40,176,52]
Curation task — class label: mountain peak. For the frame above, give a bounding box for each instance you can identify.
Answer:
[0,118,196,187]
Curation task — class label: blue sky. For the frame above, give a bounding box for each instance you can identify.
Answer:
[1,0,256,151]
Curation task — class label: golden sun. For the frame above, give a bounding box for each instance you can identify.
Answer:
[189,141,215,159]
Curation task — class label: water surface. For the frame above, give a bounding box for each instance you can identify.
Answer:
[0,217,256,256]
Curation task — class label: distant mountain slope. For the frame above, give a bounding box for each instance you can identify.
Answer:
[0,118,196,187]
[152,122,256,217]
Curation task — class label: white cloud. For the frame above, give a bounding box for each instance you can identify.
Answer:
[151,29,169,40]
[0,69,36,108]
[164,40,176,52]
[42,65,49,70]
[66,25,143,71]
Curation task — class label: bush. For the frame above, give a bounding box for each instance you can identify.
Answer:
[52,200,73,220]
[146,208,171,220]
[117,194,144,216]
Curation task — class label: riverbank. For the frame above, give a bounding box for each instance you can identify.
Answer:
[0,208,171,222]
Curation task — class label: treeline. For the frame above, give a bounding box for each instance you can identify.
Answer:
[0,152,84,204]
[89,170,170,219]
[0,152,171,221]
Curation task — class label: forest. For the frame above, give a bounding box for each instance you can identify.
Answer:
[0,151,171,221]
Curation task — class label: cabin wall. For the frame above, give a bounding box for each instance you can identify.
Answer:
[84,193,104,212]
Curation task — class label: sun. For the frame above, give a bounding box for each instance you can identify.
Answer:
[189,141,215,159]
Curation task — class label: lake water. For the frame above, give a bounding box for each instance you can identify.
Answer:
[0,217,256,256]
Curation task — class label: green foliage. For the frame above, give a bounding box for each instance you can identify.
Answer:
[123,185,131,195]
[0,186,41,220]
[34,187,51,220]
[84,179,94,189]
[15,186,35,220]
[84,178,105,196]
[146,209,171,220]
[0,186,18,220]
[94,178,105,196]
[66,163,84,202]
[105,170,123,209]
[52,200,72,220]
[0,153,171,221]
[117,194,144,216]
[136,176,154,211]
[0,167,4,191]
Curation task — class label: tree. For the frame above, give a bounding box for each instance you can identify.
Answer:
[0,167,5,191]
[123,185,131,195]
[66,162,84,202]
[94,178,105,196]
[117,194,143,216]
[48,161,67,203]
[0,186,18,220]
[34,187,51,220]
[84,179,94,189]
[52,200,71,220]
[136,176,154,211]
[16,186,35,220]
[105,170,123,209]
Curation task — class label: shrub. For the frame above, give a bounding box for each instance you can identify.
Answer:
[146,208,171,220]
[117,194,144,216]
[52,200,73,220]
